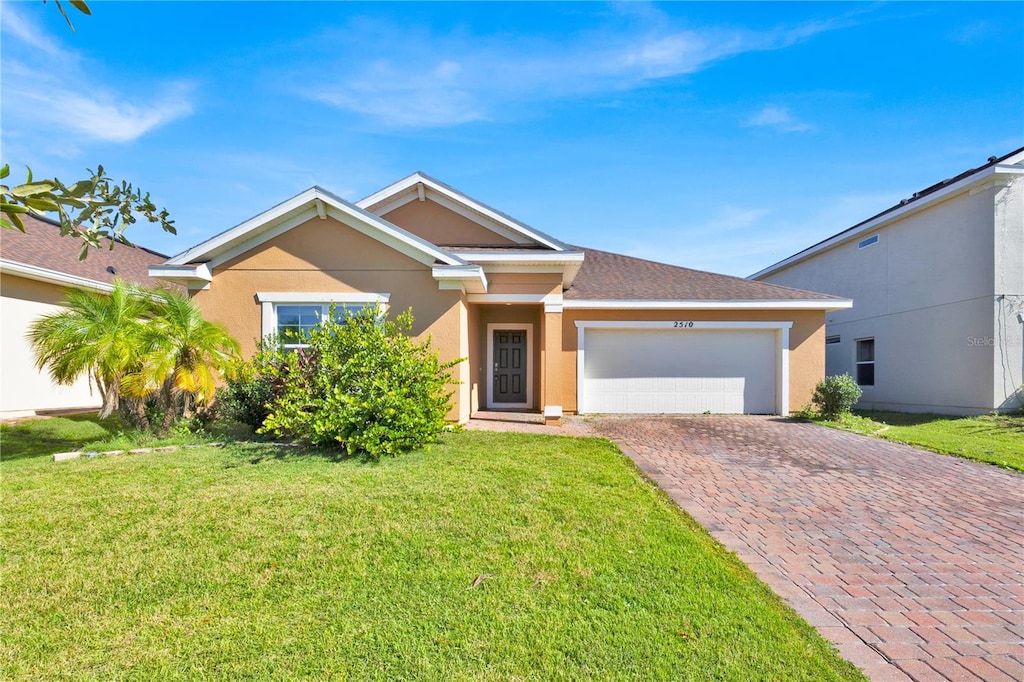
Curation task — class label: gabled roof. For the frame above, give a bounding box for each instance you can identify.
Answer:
[1,213,171,291]
[564,247,849,308]
[751,147,1024,279]
[163,186,466,269]
[356,171,572,252]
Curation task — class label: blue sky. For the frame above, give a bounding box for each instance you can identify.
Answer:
[2,1,1021,276]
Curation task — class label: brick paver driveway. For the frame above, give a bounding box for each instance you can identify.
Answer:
[595,415,1023,682]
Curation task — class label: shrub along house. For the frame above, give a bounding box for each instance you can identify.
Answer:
[151,173,850,424]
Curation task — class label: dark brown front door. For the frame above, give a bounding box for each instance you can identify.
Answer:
[493,330,527,404]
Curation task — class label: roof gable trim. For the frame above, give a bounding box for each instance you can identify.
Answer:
[164,187,464,269]
[751,155,1024,279]
[357,172,571,252]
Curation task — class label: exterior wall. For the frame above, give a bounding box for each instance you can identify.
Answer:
[559,309,825,414]
[382,199,519,247]
[759,185,1012,414]
[486,272,563,295]
[0,274,102,417]
[191,216,469,421]
[993,177,1024,411]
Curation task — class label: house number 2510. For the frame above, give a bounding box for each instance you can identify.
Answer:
[673,321,694,328]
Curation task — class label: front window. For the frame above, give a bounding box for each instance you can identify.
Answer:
[275,303,368,348]
[257,293,389,347]
[856,338,875,386]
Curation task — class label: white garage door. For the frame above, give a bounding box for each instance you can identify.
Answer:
[581,328,778,414]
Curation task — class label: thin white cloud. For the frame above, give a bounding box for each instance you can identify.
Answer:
[744,105,814,133]
[0,3,68,58]
[0,4,195,147]
[295,13,848,129]
[10,82,195,143]
[313,59,484,128]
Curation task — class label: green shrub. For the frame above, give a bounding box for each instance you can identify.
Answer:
[790,404,817,421]
[811,373,863,420]
[260,305,460,460]
[216,354,281,430]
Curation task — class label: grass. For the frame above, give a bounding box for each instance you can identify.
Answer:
[815,410,1024,472]
[0,413,212,463]
[1,428,863,680]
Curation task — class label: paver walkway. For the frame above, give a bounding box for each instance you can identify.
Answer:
[592,415,1024,681]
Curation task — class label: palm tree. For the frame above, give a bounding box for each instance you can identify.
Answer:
[27,279,151,418]
[122,288,240,430]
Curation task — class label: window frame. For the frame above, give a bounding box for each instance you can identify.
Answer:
[256,292,390,347]
[855,337,875,387]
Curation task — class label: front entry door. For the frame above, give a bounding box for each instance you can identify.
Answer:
[493,329,528,405]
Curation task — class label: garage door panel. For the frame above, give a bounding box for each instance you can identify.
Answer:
[586,377,748,413]
[582,329,777,414]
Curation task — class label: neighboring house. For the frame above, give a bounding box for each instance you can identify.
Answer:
[752,148,1024,415]
[151,173,850,424]
[0,214,171,418]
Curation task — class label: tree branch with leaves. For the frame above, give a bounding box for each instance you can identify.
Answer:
[1,164,176,260]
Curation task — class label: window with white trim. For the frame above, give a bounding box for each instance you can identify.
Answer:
[275,303,371,348]
[256,293,390,348]
[856,338,875,386]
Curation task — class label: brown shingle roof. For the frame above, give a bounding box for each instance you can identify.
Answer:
[1,213,172,289]
[565,247,843,301]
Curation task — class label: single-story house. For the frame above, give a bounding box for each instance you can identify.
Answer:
[151,173,851,424]
[1,214,172,418]
[751,148,1024,415]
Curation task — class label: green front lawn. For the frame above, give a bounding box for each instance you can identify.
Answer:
[819,410,1024,472]
[1,430,862,680]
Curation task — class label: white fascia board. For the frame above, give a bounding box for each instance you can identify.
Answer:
[563,299,853,311]
[256,292,389,304]
[166,186,464,270]
[166,188,320,265]
[149,263,212,281]
[356,186,536,246]
[574,320,794,330]
[452,251,585,263]
[0,259,114,292]
[357,172,572,252]
[750,164,1024,279]
[432,265,488,294]
[320,202,464,268]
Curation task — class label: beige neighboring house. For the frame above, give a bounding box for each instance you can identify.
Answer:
[0,214,171,418]
[152,173,851,425]
[752,148,1024,415]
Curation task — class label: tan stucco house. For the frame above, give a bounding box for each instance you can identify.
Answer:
[151,173,851,424]
[1,214,172,418]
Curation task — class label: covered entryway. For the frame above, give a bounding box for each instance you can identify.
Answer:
[576,321,790,415]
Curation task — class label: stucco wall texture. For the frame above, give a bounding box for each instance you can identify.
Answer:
[1,274,103,417]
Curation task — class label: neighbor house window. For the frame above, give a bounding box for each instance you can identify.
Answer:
[256,293,389,348]
[858,234,879,249]
[825,335,841,345]
[856,338,875,386]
